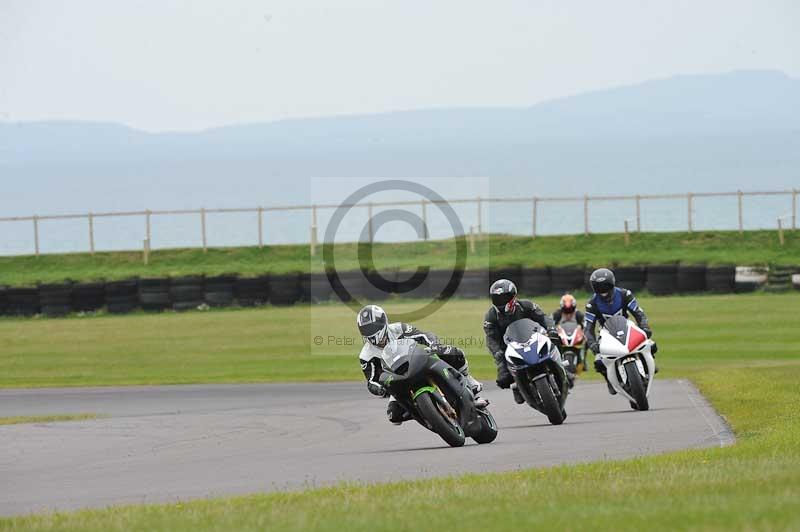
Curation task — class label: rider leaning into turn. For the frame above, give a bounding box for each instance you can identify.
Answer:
[552,293,585,327]
[357,304,483,425]
[584,268,659,395]
[483,279,560,402]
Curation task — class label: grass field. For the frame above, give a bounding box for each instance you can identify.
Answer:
[1,229,797,286]
[0,292,796,387]
[1,293,798,530]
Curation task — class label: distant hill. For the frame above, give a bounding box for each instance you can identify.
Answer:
[1,69,798,215]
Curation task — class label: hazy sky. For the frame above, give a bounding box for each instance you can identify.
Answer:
[1,0,798,132]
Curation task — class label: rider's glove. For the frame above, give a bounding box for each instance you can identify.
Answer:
[594,357,605,373]
[367,381,388,398]
[642,327,653,339]
[429,343,451,356]
[589,341,600,354]
[547,328,562,345]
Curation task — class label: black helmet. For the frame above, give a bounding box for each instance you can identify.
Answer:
[590,268,616,300]
[357,305,389,347]
[490,279,517,314]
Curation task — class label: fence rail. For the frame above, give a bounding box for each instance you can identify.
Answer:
[1,188,797,257]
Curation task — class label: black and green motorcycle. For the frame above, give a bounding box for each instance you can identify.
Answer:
[378,341,498,447]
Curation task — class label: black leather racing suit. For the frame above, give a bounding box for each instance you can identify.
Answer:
[552,309,585,327]
[483,299,556,388]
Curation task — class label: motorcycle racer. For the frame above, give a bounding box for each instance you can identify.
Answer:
[584,268,659,394]
[552,293,585,327]
[483,279,560,401]
[357,304,483,425]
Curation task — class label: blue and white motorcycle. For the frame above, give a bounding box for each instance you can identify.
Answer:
[503,318,570,425]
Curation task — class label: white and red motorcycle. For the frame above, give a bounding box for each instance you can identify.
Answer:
[597,315,656,411]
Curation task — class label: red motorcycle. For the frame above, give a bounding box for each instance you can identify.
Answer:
[557,320,586,374]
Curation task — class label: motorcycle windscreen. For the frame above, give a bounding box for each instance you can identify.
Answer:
[601,315,647,355]
[382,339,426,374]
[503,318,542,345]
[560,320,579,335]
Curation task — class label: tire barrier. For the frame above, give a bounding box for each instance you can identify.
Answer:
[734,266,767,293]
[520,267,551,296]
[138,278,171,312]
[0,262,786,320]
[706,266,736,294]
[72,282,106,312]
[39,283,73,317]
[5,287,40,316]
[389,270,432,301]
[614,266,647,293]
[301,273,328,303]
[204,274,238,308]
[489,266,522,288]
[270,273,302,306]
[454,269,490,299]
[170,275,204,312]
[235,276,270,307]
[551,267,585,294]
[646,265,678,296]
[105,280,139,314]
[677,265,707,294]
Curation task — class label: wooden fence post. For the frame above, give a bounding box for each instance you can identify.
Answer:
[532,197,538,239]
[737,190,744,234]
[421,200,428,240]
[583,195,589,236]
[793,189,797,231]
[258,207,264,248]
[778,218,785,246]
[367,202,374,243]
[200,208,207,253]
[624,220,630,246]
[88,213,95,255]
[143,239,150,265]
[33,216,40,256]
[469,226,476,253]
[310,205,318,256]
[635,195,641,233]
[687,193,693,233]
[477,196,483,236]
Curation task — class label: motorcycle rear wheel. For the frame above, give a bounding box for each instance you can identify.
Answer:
[416,392,466,447]
[624,361,649,411]
[534,377,565,425]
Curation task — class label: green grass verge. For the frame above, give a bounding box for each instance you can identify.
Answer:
[0,292,796,387]
[1,299,798,530]
[0,413,98,425]
[1,229,797,286]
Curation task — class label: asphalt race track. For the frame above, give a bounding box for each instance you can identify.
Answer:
[0,379,733,516]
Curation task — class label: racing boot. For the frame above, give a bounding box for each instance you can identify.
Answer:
[493,352,514,389]
[595,358,616,395]
[510,383,525,404]
[457,364,488,408]
[457,364,483,395]
[387,399,412,425]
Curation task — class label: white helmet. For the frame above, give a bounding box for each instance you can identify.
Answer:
[357,305,389,347]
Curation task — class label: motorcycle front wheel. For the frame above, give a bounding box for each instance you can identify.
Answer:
[416,392,466,447]
[534,377,565,425]
[624,360,649,411]
[471,408,498,444]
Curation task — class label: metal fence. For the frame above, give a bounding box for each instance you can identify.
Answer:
[0,189,796,257]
